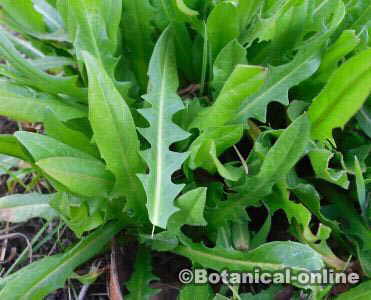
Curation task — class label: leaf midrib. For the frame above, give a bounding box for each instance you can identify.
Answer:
[175,245,294,271]
[152,41,170,226]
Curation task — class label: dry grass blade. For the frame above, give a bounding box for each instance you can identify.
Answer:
[109,238,123,300]
[0,232,32,264]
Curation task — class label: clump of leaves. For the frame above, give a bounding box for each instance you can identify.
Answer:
[0,0,370,299]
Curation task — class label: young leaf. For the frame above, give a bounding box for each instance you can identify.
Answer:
[138,28,189,229]
[0,221,124,300]
[254,0,314,65]
[57,0,122,74]
[309,148,349,189]
[168,187,208,232]
[289,180,340,232]
[122,0,155,91]
[211,39,247,94]
[50,192,106,237]
[267,182,345,269]
[126,247,159,300]
[156,0,195,80]
[189,125,244,179]
[36,157,114,197]
[207,1,240,61]
[0,193,57,223]
[83,52,146,217]
[308,48,371,140]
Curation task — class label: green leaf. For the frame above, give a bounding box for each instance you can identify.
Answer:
[168,187,208,232]
[189,125,244,179]
[287,100,310,121]
[0,30,86,99]
[0,0,46,34]
[257,114,310,182]
[32,0,64,31]
[31,56,74,71]
[208,114,311,224]
[126,247,159,300]
[310,0,346,34]
[0,0,66,41]
[83,51,146,217]
[288,180,340,232]
[0,221,124,300]
[254,0,314,65]
[157,0,195,80]
[122,0,155,91]
[193,65,267,130]
[309,148,349,189]
[355,156,367,220]
[0,193,57,223]
[179,284,213,300]
[140,230,179,252]
[176,0,199,17]
[15,131,96,162]
[50,192,106,237]
[138,28,189,229]
[236,0,265,32]
[207,1,240,61]
[250,213,272,249]
[0,30,43,59]
[211,39,247,94]
[234,42,322,123]
[308,48,371,140]
[267,182,345,269]
[314,30,360,83]
[36,157,114,197]
[43,110,99,158]
[175,240,324,274]
[0,83,86,123]
[0,135,33,162]
[57,0,122,74]
[337,280,371,299]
